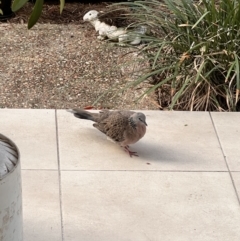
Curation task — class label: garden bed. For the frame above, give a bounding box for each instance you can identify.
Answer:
[0,2,159,109]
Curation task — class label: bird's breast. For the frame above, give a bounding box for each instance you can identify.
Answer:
[137,124,146,139]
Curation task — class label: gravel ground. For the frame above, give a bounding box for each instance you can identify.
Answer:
[0,3,159,110]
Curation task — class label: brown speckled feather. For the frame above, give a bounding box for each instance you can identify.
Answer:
[93,110,134,143]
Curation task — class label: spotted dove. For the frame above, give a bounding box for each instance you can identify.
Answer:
[67,109,147,157]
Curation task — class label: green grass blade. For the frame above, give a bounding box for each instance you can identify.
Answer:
[169,75,191,109]
[194,59,206,83]
[225,61,236,83]
[233,52,240,89]
[152,44,165,69]
[191,11,209,29]
[233,52,240,104]
[135,73,177,101]
[60,0,65,14]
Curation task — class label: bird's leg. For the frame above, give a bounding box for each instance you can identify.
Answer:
[124,146,138,157]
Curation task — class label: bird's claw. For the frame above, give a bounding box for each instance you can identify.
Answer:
[124,146,138,158]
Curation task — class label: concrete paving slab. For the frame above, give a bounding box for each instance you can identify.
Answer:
[0,109,58,169]
[22,170,62,241]
[57,110,226,171]
[61,171,240,241]
[211,112,240,171]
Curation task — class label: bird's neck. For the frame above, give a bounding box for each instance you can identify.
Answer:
[129,117,137,129]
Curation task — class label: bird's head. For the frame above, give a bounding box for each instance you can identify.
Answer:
[132,112,147,127]
[83,10,99,22]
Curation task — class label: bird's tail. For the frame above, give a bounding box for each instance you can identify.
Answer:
[67,109,96,121]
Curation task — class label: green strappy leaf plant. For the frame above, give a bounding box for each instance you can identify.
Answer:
[110,0,240,111]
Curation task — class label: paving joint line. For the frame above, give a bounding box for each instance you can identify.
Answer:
[209,112,240,206]
[55,109,65,241]
[58,169,229,172]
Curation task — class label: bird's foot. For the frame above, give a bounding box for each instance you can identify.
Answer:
[124,146,138,158]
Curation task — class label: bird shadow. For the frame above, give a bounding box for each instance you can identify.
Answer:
[132,141,193,164]
[75,128,195,165]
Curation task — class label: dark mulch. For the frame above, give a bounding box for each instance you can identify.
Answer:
[7,1,133,27]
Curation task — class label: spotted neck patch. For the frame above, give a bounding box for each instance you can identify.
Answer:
[129,117,137,129]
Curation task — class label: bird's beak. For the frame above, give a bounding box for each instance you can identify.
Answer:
[143,121,147,126]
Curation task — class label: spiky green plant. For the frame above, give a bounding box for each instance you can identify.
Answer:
[113,0,240,111]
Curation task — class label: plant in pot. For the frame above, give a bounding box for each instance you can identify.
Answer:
[11,0,65,28]
[0,0,13,19]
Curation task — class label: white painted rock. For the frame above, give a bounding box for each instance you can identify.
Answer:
[83,10,148,45]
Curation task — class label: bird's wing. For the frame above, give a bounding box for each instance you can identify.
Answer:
[93,111,131,143]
